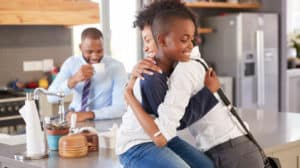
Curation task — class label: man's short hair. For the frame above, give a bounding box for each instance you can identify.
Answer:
[134,0,196,31]
[81,28,103,41]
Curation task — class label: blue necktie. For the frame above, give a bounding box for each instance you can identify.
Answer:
[81,79,91,111]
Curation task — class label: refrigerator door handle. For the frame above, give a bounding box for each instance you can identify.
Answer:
[256,30,265,108]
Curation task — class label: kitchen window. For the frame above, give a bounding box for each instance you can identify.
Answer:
[287,0,300,32]
[72,0,141,73]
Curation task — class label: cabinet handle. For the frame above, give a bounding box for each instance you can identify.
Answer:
[297,155,299,168]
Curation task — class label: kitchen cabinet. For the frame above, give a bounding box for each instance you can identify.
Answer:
[266,141,300,168]
[186,1,261,9]
[286,69,300,113]
[186,1,261,34]
[198,27,213,34]
[0,0,99,26]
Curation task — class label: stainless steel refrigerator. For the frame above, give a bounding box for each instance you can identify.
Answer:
[203,13,279,111]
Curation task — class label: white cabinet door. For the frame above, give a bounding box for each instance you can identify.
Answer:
[287,70,300,113]
[273,149,298,168]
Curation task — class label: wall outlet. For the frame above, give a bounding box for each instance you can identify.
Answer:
[23,60,43,71]
[42,59,54,72]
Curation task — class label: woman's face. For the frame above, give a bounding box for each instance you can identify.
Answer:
[142,25,158,57]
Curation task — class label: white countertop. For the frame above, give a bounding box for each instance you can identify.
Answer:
[287,69,300,76]
[2,109,300,167]
[241,109,300,149]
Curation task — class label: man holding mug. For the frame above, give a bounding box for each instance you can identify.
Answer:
[48,27,127,122]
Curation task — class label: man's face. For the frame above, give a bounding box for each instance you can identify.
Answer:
[80,38,104,64]
[142,25,158,57]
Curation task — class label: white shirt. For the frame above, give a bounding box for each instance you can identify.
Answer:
[116,47,245,154]
[116,78,153,154]
[154,47,245,151]
[178,48,246,151]
[47,55,127,120]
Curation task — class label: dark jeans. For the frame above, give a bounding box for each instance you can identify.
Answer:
[205,135,264,168]
[119,136,213,168]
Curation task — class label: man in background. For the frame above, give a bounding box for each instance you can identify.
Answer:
[48,27,127,122]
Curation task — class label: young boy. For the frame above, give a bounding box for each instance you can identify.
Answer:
[122,1,265,168]
[116,5,214,168]
[131,0,219,131]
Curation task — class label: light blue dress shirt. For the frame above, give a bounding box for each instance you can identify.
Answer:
[48,55,127,120]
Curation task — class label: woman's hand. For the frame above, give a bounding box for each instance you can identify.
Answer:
[153,134,168,147]
[204,68,220,93]
[131,57,162,80]
[126,60,167,148]
[124,76,168,148]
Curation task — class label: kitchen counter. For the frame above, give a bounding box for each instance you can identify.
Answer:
[240,109,300,150]
[1,109,300,168]
[0,145,121,168]
[0,119,123,168]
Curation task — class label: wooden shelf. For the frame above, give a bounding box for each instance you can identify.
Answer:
[0,0,100,26]
[198,28,213,34]
[186,2,261,9]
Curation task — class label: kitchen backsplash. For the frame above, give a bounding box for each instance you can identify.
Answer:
[0,26,72,87]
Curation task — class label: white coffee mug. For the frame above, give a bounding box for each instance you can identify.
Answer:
[92,63,105,76]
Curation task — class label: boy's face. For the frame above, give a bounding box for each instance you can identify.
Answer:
[142,25,157,57]
[160,19,195,62]
[80,37,104,64]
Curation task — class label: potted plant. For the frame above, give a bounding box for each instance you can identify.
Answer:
[288,32,300,59]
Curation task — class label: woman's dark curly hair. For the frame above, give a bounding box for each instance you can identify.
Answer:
[133,0,198,34]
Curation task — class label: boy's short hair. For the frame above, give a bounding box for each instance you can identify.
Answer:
[81,28,103,41]
[151,9,197,44]
[134,0,197,31]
